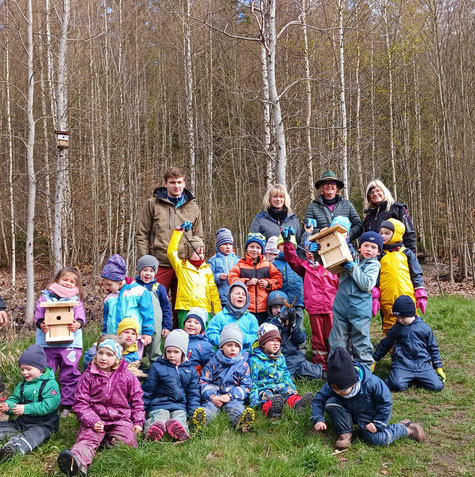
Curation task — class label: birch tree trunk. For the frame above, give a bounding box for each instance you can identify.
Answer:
[355,45,364,199]
[261,43,274,187]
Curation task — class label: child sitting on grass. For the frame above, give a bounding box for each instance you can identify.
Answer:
[194,324,254,432]
[311,347,425,449]
[372,295,445,392]
[249,323,314,419]
[0,345,60,462]
[142,330,200,442]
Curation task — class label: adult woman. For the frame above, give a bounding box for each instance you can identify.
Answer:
[363,180,417,253]
[304,171,363,241]
[249,184,302,244]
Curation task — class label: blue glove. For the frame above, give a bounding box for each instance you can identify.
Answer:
[308,242,320,252]
[346,238,356,255]
[343,260,357,270]
[305,218,317,228]
[282,227,295,240]
[179,221,193,232]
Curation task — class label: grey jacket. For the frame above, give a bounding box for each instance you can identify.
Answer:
[249,210,302,243]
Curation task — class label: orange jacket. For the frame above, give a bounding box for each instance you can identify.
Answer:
[228,254,283,313]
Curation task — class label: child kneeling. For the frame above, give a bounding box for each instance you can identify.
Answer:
[194,324,254,432]
[311,347,425,449]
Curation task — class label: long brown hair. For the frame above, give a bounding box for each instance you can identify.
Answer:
[46,267,84,300]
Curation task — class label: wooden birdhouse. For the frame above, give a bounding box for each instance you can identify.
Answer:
[55,131,70,149]
[40,301,78,343]
[309,224,354,274]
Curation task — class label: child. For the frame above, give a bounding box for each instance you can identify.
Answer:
[208,228,240,306]
[374,219,427,334]
[133,255,173,362]
[249,323,314,418]
[282,226,339,370]
[194,324,255,432]
[206,282,259,353]
[266,291,323,380]
[328,232,382,369]
[0,345,60,461]
[101,254,154,346]
[58,336,144,476]
[167,222,222,328]
[311,347,425,449]
[142,330,201,442]
[264,236,279,263]
[34,267,85,418]
[373,295,445,392]
[183,307,214,375]
[228,232,283,324]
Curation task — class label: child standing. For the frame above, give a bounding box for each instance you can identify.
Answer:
[167,222,222,328]
[311,347,425,449]
[228,232,283,324]
[249,323,313,418]
[373,295,445,392]
[0,345,60,461]
[329,232,382,369]
[194,324,255,432]
[58,336,144,476]
[34,267,85,418]
[142,330,201,442]
[208,228,240,306]
[264,236,279,263]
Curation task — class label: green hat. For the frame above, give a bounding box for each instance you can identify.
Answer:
[315,170,344,190]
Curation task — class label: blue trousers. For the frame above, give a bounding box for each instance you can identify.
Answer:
[202,400,245,425]
[387,367,443,392]
[324,397,407,446]
[0,420,54,455]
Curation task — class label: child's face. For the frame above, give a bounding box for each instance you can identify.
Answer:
[139,266,155,283]
[58,272,78,289]
[262,338,281,355]
[166,346,184,365]
[221,341,241,358]
[246,242,262,260]
[96,347,117,372]
[183,317,202,336]
[190,247,205,261]
[396,316,416,326]
[119,328,138,346]
[265,253,277,262]
[305,250,315,262]
[379,227,393,244]
[102,278,122,294]
[229,287,247,308]
[218,243,233,255]
[271,305,281,317]
[330,384,354,396]
[359,242,380,259]
[20,364,42,382]
[277,243,284,253]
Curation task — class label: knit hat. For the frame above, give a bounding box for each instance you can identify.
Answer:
[392,295,416,318]
[276,234,297,249]
[184,307,209,333]
[137,255,159,274]
[18,345,47,372]
[165,329,189,357]
[379,220,395,233]
[327,347,358,389]
[330,216,351,233]
[245,232,266,253]
[265,236,279,255]
[216,228,234,250]
[219,324,243,349]
[101,254,126,282]
[185,236,205,259]
[98,337,123,360]
[117,318,140,336]
[315,170,344,190]
[358,231,383,252]
[257,323,281,347]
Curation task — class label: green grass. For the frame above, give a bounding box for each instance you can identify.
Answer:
[0,296,474,476]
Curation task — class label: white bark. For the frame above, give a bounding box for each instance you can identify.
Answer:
[355,45,364,199]
[261,43,274,187]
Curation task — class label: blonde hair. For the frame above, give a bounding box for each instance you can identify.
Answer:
[46,267,84,300]
[262,184,291,210]
[365,180,394,211]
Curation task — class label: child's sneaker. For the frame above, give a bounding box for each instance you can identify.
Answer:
[403,421,425,442]
[293,392,314,412]
[236,407,255,433]
[57,449,87,476]
[166,419,189,441]
[192,407,207,431]
[146,421,166,441]
[266,395,285,419]
[60,405,73,419]
[0,442,16,462]
[335,432,352,450]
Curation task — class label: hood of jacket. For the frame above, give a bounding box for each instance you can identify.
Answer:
[226,281,250,318]
[154,186,195,205]
[386,218,405,245]
[215,348,247,366]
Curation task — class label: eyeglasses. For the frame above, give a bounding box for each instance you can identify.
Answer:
[323,181,337,186]
[369,188,383,196]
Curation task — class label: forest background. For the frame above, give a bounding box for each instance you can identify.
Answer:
[0,0,473,320]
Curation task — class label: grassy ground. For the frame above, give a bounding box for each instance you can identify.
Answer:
[0,295,473,477]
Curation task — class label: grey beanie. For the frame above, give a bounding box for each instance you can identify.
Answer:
[18,345,47,372]
[165,329,189,358]
[219,324,243,349]
[137,255,159,274]
[216,228,234,250]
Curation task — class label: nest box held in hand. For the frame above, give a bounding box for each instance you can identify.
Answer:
[40,301,78,343]
[309,224,354,274]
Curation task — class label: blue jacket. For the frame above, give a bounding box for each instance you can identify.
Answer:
[272,253,304,307]
[373,316,442,371]
[208,251,240,305]
[187,334,214,369]
[311,364,393,431]
[200,350,251,402]
[142,357,201,416]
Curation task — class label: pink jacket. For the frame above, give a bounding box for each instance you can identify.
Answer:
[73,360,145,428]
[283,242,339,314]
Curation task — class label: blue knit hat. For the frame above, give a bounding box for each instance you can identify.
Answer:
[184,307,209,333]
[330,216,351,233]
[245,233,266,253]
[358,231,383,252]
[19,345,47,372]
[216,228,234,250]
[392,295,416,317]
[101,254,126,282]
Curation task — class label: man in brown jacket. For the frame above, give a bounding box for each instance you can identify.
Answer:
[137,166,203,312]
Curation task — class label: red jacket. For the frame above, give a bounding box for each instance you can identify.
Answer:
[228,254,282,313]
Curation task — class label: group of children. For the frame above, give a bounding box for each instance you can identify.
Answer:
[0,214,446,473]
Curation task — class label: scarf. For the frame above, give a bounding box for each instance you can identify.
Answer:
[226,301,248,320]
[341,379,361,399]
[188,259,204,269]
[267,206,288,222]
[48,282,79,299]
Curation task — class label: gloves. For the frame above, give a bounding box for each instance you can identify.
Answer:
[343,260,357,270]
[305,218,317,228]
[179,221,193,232]
[371,287,381,317]
[370,362,377,373]
[415,288,428,314]
[282,227,295,240]
[436,368,446,383]
[308,242,320,252]
[346,237,357,256]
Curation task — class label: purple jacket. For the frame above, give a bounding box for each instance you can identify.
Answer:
[73,360,145,428]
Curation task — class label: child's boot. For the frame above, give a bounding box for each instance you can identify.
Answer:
[166,419,189,441]
[192,407,207,431]
[293,392,314,412]
[146,421,166,441]
[0,442,16,462]
[57,449,87,477]
[264,395,285,419]
[236,407,255,433]
[400,420,425,442]
[335,432,352,450]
